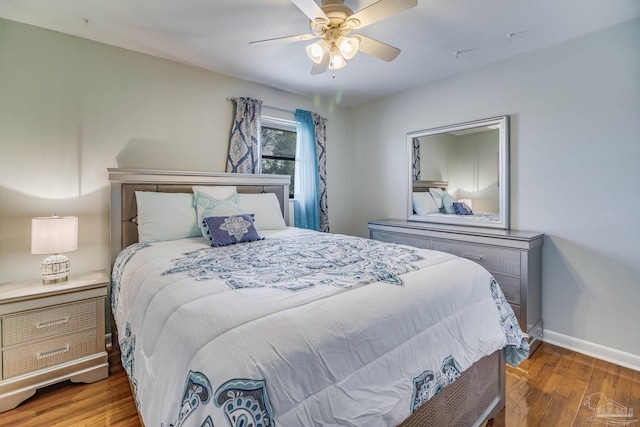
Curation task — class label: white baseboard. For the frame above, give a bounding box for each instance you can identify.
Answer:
[543,330,640,371]
[105,333,112,349]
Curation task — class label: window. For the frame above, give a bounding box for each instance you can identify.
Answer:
[261,117,297,198]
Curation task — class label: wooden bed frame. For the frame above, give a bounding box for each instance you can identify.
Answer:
[108,168,505,427]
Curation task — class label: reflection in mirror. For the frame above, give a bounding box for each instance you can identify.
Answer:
[407,116,509,229]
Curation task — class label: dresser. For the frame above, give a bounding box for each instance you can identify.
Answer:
[368,220,544,353]
[0,270,109,412]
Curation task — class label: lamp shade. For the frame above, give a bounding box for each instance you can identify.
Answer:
[31,216,78,255]
[306,39,329,64]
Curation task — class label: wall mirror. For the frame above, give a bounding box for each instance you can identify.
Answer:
[407,116,510,229]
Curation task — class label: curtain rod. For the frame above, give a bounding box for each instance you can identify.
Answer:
[226,97,295,115]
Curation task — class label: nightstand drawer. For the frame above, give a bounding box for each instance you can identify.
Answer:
[3,329,98,379]
[432,240,521,276]
[2,300,97,347]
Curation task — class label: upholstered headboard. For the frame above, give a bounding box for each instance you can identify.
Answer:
[413,180,448,192]
[109,169,290,265]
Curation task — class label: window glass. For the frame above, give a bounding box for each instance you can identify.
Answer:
[261,118,297,198]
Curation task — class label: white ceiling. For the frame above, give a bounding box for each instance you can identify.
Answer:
[1,0,639,107]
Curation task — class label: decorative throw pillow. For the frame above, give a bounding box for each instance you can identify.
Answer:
[412,192,439,215]
[203,214,264,247]
[441,192,457,214]
[428,188,444,209]
[194,191,243,240]
[453,202,474,215]
[192,185,237,200]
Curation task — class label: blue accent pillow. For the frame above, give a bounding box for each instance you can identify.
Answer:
[441,192,457,214]
[203,214,264,247]
[453,202,474,215]
[194,191,243,240]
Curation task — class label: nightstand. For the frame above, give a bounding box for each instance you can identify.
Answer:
[0,270,109,412]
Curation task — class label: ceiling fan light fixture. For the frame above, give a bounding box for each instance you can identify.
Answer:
[337,35,360,60]
[306,39,329,64]
[329,46,346,70]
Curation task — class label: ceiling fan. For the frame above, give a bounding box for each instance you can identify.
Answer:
[250,0,418,74]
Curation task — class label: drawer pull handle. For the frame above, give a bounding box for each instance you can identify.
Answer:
[37,345,70,360]
[462,253,483,261]
[36,317,70,329]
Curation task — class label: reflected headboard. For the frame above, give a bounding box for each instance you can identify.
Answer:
[413,180,448,192]
[108,168,290,265]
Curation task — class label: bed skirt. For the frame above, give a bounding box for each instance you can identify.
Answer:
[127,349,505,427]
[400,349,505,427]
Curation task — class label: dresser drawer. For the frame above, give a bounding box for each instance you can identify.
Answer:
[493,273,520,305]
[370,230,432,250]
[432,240,521,276]
[2,300,97,347]
[2,329,98,379]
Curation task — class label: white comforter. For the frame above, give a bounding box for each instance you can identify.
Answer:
[112,228,526,427]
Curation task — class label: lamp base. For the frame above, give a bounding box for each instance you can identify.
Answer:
[41,254,70,284]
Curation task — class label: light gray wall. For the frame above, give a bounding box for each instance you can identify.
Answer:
[0,18,352,283]
[350,19,640,356]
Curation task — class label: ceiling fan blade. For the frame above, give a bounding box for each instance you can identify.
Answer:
[356,35,401,62]
[310,52,330,74]
[292,0,330,24]
[250,34,317,46]
[346,0,417,29]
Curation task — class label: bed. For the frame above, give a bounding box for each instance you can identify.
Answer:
[412,181,500,222]
[108,168,528,427]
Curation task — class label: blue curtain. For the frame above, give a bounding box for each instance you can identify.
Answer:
[226,97,262,173]
[294,109,321,231]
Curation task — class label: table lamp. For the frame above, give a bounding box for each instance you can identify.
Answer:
[31,215,78,284]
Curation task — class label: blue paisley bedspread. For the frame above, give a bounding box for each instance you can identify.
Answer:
[111,228,528,427]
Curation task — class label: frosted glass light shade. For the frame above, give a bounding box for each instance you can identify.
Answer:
[306,39,329,64]
[329,47,346,70]
[31,215,78,284]
[337,36,359,60]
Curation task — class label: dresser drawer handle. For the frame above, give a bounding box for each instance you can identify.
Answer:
[37,345,70,360]
[462,253,483,261]
[36,317,70,329]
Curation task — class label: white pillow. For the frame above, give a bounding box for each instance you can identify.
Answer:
[413,192,440,215]
[238,193,287,230]
[429,188,444,209]
[135,191,200,243]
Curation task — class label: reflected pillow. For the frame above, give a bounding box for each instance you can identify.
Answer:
[135,191,200,243]
[194,191,243,240]
[429,188,444,209]
[203,214,264,247]
[442,192,457,214]
[412,192,440,215]
[453,202,474,215]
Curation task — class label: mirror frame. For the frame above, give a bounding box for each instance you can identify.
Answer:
[407,115,510,229]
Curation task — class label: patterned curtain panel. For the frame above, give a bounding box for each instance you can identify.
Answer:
[313,112,330,233]
[226,97,263,174]
[412,137,421,181]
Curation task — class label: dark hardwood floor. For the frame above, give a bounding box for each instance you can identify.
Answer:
[0,342,637,426]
